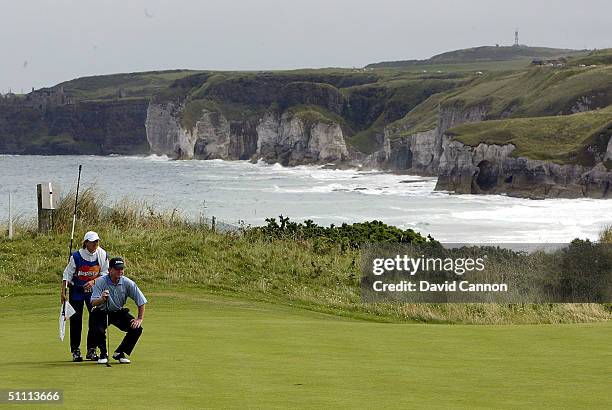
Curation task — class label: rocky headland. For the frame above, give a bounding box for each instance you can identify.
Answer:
[2,47,612,198]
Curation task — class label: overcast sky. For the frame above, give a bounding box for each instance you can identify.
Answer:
[1,0,611,92]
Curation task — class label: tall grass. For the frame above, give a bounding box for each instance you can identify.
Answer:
[50,186,191,232]
[600,225,612,243]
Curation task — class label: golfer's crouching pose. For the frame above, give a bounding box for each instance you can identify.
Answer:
[90,257,147,364]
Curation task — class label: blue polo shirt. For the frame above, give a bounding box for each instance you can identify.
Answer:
[91,275,147,312]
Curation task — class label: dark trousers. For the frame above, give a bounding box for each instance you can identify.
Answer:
[69,296,95,352]
[90,307,143,356]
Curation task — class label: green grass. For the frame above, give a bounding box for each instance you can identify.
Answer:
[0,288,610,409]
[569,48,612,66]
[366,46,588,68]
[2,189,610,325]
[2,222,611,325]
[443,65,612,117]
[388,92,446,138]
[57,70,202,101]
[287,105,352,132]
[1,195,611,407]
[368,59,535,75]
[447,107,612,165]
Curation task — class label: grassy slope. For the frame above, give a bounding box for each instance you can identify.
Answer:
[366,45,587,68]
[342,75,469,153]
[1,222,610,325]
[56,70,202,101]
[568,48,612,66]
[447,107,612,165]
[442,65,612,117]
[363,57,612,157]
[0,289,610,409]
[387,92,446,137]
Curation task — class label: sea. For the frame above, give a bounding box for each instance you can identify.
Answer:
[1,154,611,243]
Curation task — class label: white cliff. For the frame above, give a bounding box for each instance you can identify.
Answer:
[145,101,194,159]
[146,102,349,165]
[256,111,349,165]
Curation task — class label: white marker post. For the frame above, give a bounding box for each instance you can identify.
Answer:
[8,192,13,239]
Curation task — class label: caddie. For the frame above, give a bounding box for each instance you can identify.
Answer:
[61,230,108,362]
[90,257,147,364]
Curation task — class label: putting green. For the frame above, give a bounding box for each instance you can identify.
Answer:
[0,289,610,409]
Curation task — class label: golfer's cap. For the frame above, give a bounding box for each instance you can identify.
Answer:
[109,257,125,270]
[83,231,100,242]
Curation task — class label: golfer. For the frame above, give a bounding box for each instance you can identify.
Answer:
[90,257,147,364]
[61,231,108,362]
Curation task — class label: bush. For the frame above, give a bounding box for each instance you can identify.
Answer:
[249,216,432,250]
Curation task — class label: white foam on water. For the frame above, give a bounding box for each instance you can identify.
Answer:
[142,154,172,162]
[2,155,612,243]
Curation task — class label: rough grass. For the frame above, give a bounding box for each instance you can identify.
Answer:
[601,225,612,244]
[388,92,445,138]
[443,65,612,117]
[57,70,201,101]
[447,107,612,165]
[288,105,352,133]
[569,48,612,66]
[1,190,611,325]
[366,45,587,68]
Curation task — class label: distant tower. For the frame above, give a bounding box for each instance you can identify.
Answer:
[514,29,519,46]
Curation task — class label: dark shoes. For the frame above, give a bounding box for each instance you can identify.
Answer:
[71,348,83,362]
[86,348,99,361]
[112,351,131,364]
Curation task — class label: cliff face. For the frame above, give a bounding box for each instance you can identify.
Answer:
[365,103,488,175]
[145,102,349,165]
[145,101,192,157]
[435,138,612,198]
[366,101,612,198]
[192,110,258,160]
[605,137,612,166]
[0,98,149,155]
[256,111,349,166]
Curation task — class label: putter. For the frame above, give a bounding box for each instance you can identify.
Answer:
[105,298,111,367]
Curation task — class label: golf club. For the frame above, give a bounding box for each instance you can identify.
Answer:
[105,298,111,367]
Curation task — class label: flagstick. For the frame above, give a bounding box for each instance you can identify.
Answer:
[61,165,82,343]
[65,165,82,311]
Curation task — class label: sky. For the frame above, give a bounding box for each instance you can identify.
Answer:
[1,0,611,92]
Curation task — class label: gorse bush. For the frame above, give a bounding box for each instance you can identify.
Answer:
[251,215,432,249]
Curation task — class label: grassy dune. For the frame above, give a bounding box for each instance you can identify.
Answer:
[1,190,611,325]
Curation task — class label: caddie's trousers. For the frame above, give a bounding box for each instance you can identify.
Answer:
[68,296,95,353]
[90,307,143,356]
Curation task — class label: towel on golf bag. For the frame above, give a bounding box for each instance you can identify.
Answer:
[59,301,76,341]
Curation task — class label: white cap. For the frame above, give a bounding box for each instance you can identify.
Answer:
[83,231,100,242]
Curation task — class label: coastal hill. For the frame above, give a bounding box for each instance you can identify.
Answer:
[0,46,611,198]
[365,45,587,68]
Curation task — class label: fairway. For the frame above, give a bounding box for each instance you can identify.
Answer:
[1,289,610,409]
